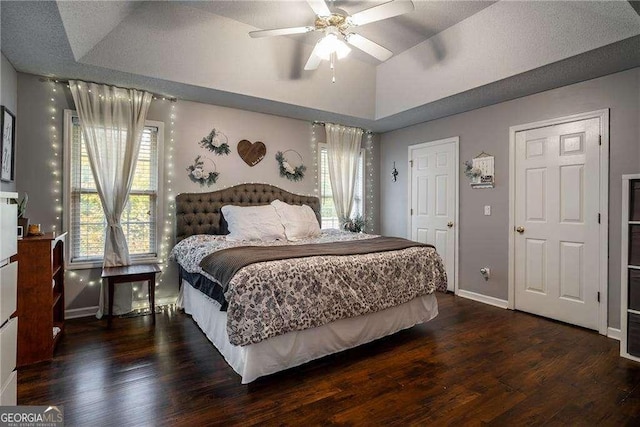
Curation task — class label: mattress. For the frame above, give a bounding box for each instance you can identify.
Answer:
[171,230,446,346]
[180,278,439,384]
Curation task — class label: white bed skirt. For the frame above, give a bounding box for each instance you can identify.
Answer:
[181,281,439,383]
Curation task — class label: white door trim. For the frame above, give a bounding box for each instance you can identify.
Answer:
[508,109,609,335]
[407,136,460,294]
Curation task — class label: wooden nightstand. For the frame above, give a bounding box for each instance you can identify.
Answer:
[101,264,160,328]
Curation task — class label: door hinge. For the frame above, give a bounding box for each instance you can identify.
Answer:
[597,291,600,303]
[410,159,414,167]
[598,213,601,224]
[411,208,414,215]
[599,135,602,146]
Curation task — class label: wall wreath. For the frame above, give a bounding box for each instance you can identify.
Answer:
[275,150,306,182]
[187,155,219,186]
[199,128,231,155]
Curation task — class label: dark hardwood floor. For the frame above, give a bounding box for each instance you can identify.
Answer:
[18,293,640,426]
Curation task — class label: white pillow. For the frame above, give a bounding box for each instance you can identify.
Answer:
[221,204,286,241]
[271,199,321,241]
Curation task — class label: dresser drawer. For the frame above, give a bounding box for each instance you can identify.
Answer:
[0,370,17,406]
[0,317,17,388]
[0,203,17,262]
[0,261,17,325]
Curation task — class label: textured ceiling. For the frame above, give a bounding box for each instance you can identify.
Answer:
[178,1,497,64]
[57,1,142,60]
[1,1,639,132]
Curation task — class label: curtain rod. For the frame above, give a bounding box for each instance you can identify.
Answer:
[39,77,177,102]
[312,121,374,134]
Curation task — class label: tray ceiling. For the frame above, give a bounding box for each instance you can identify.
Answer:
[1,1,639,132]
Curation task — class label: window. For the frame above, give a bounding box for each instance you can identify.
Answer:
[65,112,163,266]
[319,144,365,229]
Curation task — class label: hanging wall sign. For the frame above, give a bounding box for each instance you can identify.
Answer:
[468,151,495,189]
[237,139,266,166]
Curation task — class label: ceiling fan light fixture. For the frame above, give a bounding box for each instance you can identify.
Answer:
[250,0,415,78]
[316,33,351,60]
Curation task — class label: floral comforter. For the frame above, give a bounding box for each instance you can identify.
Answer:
[170,230,447,346]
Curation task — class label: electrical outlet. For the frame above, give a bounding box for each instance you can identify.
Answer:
[484,205,491,216]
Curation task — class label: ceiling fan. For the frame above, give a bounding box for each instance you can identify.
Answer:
[249,0,414,76]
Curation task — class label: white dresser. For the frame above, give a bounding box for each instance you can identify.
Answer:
[0,192,18,405]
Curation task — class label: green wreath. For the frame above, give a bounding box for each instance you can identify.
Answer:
[199,128,230,155]
[276,151,306,182]
[187,155,219,187]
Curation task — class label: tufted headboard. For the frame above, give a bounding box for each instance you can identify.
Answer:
[175,183,321,242]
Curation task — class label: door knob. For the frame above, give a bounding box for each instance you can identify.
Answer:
[447,221,454,228]
[516,226,525,234]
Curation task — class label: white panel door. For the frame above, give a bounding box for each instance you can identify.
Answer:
[409,139,457,291]
[514,118,600,329]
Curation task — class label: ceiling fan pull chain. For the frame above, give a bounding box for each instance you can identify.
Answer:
[331,51,336,83]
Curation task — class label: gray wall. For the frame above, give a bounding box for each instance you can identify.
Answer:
[0,53,17,193]
[380,68,640,329]
[15,72,380,311]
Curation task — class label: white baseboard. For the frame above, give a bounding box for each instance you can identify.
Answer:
[456,289,509,309]
[607,327,621,341]
[65,306,99,319]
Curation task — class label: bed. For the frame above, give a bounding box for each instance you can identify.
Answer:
[170,183,447,383]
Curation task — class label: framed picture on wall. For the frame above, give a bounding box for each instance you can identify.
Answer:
[1,106,16,182]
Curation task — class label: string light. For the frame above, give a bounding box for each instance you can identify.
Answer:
[48,79,178,307]
[49,80,62,233]
[311,123,319,195]
[364,132,375,233]
[150,102,178,298]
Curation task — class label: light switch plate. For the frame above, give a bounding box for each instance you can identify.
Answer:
[484,205,491,216]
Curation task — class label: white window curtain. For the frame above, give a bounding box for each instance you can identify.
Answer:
[69,80,153,318]
[325,123,363,223]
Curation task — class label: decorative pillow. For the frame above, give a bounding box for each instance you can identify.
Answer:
[271,199,321,241]
[221,205,286,241]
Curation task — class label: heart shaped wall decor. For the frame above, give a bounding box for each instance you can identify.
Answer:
[237,140,266,167]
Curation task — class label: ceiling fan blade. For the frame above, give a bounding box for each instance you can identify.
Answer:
[304,43,324,70]
[306,0,331,17]
[348,0,414,26]
[345,33,393,62]
[249,26,315,38]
